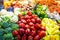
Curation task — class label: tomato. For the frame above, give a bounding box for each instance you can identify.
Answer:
[30,30,36,37]
[31,19,36,23]
[30,26,36,31]
[38,30,46,38]
[17,35,21,40]
[22,34,26,40]
[34,23,41,29]
[19,23,25,28]
[27,11,32,16]
[21,19,27,24]
[27,19,31,23]
[25,25,30,29]
[29,22,34,26]
[12,30,19,36]
[25,29,30,35]
[34,35,40,40]
[28,36,33,40]
[36,18,41,24]
[19,28,25,35]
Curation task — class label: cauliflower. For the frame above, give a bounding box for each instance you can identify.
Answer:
[0,9,7,16]
[0,18,2,22]
[10,15,18,22]
[14,8,21,15]
[4,12,14,17]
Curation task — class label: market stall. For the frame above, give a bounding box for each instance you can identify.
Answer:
[0,0,60,40]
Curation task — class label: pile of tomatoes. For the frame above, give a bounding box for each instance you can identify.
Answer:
[12,11,46,40]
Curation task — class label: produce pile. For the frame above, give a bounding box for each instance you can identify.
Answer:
[12,11,46,40]
[42,18,60,40]
[0,0,60,40]
[0,9,19,40]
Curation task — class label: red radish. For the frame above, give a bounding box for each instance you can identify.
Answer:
[25,25,30,29]
[28,36,33,40]
[30,26,35,31]
[21,19,27,24]
[27,19,31,23]
[38,30,46,38]
[19,23,25,28]
[19,28,25,35]
[29,22,34,26]
[12,30,19,36]
[31,19,36,23]
[25,29,30,35]
[22,34,26,40]
[30,30,36,37]
[17,35,21,40]
[27,11,32,16]
[36,18,41,23]
[34,35,40,40]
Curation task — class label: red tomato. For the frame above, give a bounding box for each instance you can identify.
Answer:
[30,30,36,37]
[21,19,27,24]
[25,25,30,29]
[29,22,34,26]
[30,26,36,31]
[12,30,19,36]
[28,36,33,40]
[19,28,25,35]
[25,29,30,35]
[32,15,37,18]
[31,19,36,23]
[40,26,46,31]
[36,18,41,24]
[17,35,21,40]
[34,35,40,40]
[19,23,25,28]
[38,30,46,38]
[24,15,29,19]
[16,21,21,24]
[34,23,41,29]
[27,11,32,16]
[26,19,31,23]
[22,34,27,40]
